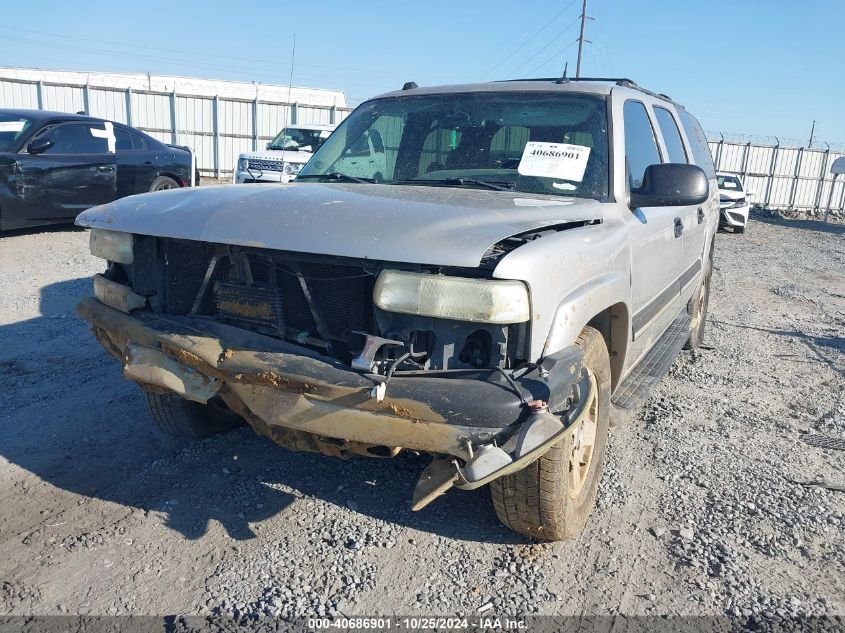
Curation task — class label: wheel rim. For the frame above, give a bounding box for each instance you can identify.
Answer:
[157,182,176,190]
[568,371,599,499]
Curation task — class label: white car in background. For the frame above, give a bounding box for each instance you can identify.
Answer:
[233,123,335,184]
[717,172,754,234]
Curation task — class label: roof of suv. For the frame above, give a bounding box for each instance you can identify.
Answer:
[374,77,686,110]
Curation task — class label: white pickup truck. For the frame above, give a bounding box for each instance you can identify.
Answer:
[233,123,335,183]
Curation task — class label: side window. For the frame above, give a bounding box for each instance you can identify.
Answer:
[678,110,716,178]
[653,107,688,164]
[129,130,148,151]
[114,127,133,151]
[37,122,110,154]
[623,100,661,189]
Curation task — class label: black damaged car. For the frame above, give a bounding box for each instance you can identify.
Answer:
[0,108,196,231]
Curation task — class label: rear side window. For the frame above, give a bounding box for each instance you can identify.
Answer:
[678,110,716,178]
[623,100,661,189]
[129,130,148,151]
[115,126,149,151]
[115,127,133,151]
[654,107,688,164]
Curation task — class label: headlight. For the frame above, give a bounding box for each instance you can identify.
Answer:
[237,157,249,171]
[374,270,530,324]
[284,162,302,175]
[89,229,133,264]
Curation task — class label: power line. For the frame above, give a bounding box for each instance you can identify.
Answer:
[0,34,391,89]
[480,0,579,79]
[0,25,378,76]
[523,39,579,77]
[506,16,581,77]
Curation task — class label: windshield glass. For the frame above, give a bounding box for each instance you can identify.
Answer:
[0,114,33,152]
[717,175,742,191]
[268,127,331,152]
[298,92,609,199]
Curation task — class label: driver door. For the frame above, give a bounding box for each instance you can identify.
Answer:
[15,121,117,224]
[622,100,685,349]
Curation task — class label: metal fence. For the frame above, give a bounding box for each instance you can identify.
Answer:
[1,77,353,177]
[707,138,845,214]
[3,74,843,208]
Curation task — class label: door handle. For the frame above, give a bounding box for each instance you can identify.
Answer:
[697,207,705,224]
[97,165,114,173]
[673,217,684,238]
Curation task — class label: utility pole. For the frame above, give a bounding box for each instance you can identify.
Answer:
[808,120,816,148]
[576,0,593,78]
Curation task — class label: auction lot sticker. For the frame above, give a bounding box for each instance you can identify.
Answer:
[517,142,591,182]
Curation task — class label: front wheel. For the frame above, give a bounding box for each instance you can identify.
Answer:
[490,326,610,541]
[146,392,244,438]
[735,225,746,234]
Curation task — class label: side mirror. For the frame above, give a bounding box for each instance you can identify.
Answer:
[27,138,54,154]
[630,163,709,209]
[265,142,272,150]
[831,156,845,175]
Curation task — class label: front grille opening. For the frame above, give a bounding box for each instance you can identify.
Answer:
[163,239,375,360]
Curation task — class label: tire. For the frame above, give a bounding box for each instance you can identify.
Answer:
[490,326,611,541]
[149,176,180,192]
[146,392,244,438]
[684,246,714,350]
[735,225,745,234]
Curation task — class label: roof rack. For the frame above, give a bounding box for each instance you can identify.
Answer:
[494,77,685,109]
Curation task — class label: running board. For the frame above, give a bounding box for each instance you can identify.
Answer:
[611,312,691,411]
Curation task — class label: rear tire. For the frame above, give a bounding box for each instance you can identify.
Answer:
[490,326,611,541]
[735,225,745,234]
[685,246,713,349]
[146,392,244,438]
[149,176,180,192]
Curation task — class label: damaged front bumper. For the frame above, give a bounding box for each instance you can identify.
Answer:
[77,297,590,498]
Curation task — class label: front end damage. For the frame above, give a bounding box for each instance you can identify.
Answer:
[79,231,594,509]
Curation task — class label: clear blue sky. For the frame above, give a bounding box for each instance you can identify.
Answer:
[2,0,843,144]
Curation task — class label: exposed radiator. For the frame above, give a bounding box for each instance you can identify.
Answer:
[162,240,374,355]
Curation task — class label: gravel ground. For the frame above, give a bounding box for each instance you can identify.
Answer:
[0,212,842,624]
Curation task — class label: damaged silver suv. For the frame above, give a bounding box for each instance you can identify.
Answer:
[76,77,718,541]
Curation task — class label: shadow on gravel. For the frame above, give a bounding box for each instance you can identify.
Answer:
[750,211,845,235]
[0,279,519,545]
[0,223,84,238]
[710,319,844,372]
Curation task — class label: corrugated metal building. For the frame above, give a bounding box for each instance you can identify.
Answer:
[0,67,352,176]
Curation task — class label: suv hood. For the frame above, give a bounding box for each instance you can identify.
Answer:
[239,149,311,164]
[76,183,602,268]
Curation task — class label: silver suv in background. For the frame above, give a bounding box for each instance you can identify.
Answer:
[76,77,718,541]
[233,123,335,183]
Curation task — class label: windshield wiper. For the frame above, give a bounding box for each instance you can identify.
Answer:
[296,172,376,184]
[395,178,515,192]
